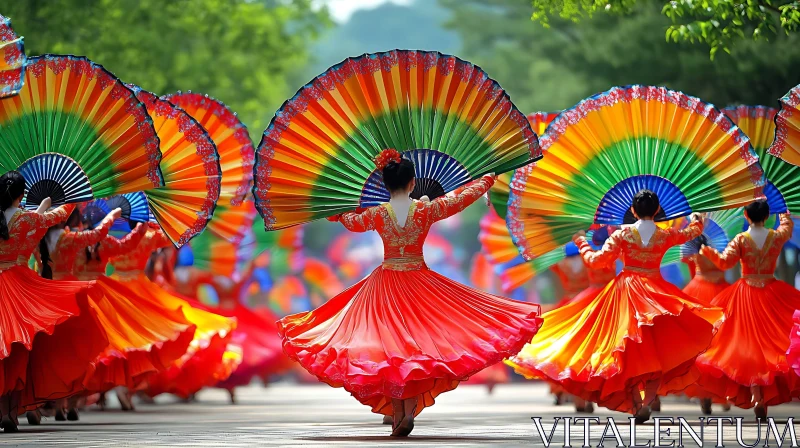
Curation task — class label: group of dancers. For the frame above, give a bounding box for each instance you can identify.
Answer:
[2,19,800,438]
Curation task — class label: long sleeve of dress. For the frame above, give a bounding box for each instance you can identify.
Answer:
[29,204,76,229]
[337,206,381,233]
[61,214,115,252]
[574,231,622,269]
[701,238,742,270]
[774,213,794,246]
[666,220,704,246]
[682,256,697,279]
[429,175,494,222]
[98,223,147,257]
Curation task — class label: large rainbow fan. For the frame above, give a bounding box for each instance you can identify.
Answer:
[128,86,221,247]
[771,84,800,166]
[724,105,800,214]
[253,50,542,230]
[0,55,162,209]
[0,15,24,98]
[507,85,764,259]
[489,112,558,217]
[165,92,254,207]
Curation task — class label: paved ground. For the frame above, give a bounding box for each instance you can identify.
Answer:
[3,382,800,447]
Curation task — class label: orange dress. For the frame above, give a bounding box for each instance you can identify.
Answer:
[691,214,800,408]
[552,260,590,308]
[279,176,543,416]
[52,225,195,392]
[507,221,723,413]
[682,254,730,304]
[0,205,108,410]
[111,228,239,399]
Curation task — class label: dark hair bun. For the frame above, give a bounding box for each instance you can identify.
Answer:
[632,189,660,219]
[382,158,415,192]
[745,200,770,224]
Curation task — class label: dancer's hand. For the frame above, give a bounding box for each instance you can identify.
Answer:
[108,207,123,221]
[419,195,430,203]
[690,212,704,224]
[35,197,52,214]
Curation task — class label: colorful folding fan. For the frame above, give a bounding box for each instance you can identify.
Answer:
[0,55,162,209]
[771,84,800,166]
[128,86,221,247]
[83,192,151,230]
[479,208,520,265]
[189,229,251,278]
[661,209,744,266]
[165,92,254,208]
[0,14,25,98]
[253,50,542,230]
[489,112,558,217]
[724,105,800,215]
[507,85,765,259]
[205,199,258,243]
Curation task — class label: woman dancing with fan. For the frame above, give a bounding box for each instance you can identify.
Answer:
[0,171,110,432]
[112,224,239,405]
[508,190,721,422]
[43,206,195,415]
[279,149,543,437]
[688,201,800,419]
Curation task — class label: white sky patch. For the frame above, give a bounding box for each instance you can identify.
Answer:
[317,0,414,23]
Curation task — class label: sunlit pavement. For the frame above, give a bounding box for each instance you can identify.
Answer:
[4,382,800,447]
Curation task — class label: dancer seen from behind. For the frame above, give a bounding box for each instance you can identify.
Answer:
[0,171,109,432]
[689,201,800,419]
[507,190,723,422]
[279,149,543,437]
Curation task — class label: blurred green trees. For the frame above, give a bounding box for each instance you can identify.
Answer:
[3,0,331,136]
[440,0,800,113]
[526,0,800,57]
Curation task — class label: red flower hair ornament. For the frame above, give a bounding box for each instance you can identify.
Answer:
[374,148,402,170]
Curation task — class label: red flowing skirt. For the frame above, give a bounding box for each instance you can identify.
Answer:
[279,266,543,416]
[787,311,800,378]
[215,305,288,389]
[682,277,730,305]
[81,276,196,392]
[691,279,800,407]
[0,266,108,410]
[506,271,722,413]
[115,275,238,398]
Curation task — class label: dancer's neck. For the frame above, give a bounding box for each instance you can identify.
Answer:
[389,194,412,227]
[635,219,656,246]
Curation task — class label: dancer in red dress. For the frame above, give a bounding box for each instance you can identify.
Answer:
[45,211,195,415]
[682,251,730,302]
[690,202,800,419]
[112,225,238,405]
[0,171,108,431]
[551,248,590,309]
[507,190,723,422]
[279,151,543,437]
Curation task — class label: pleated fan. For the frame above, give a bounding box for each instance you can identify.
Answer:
[83,192,151,230]
[771,84,800,166]
[723,105,800,215]
[0,14,25,98]
[661,208,744,266]
[165,92,254,208]
[0,55,162,210]
[253,50,542,230]
[189,228,252,278]
[128,86,221,247]
[489,112,558,217]
[507,85,764,260]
